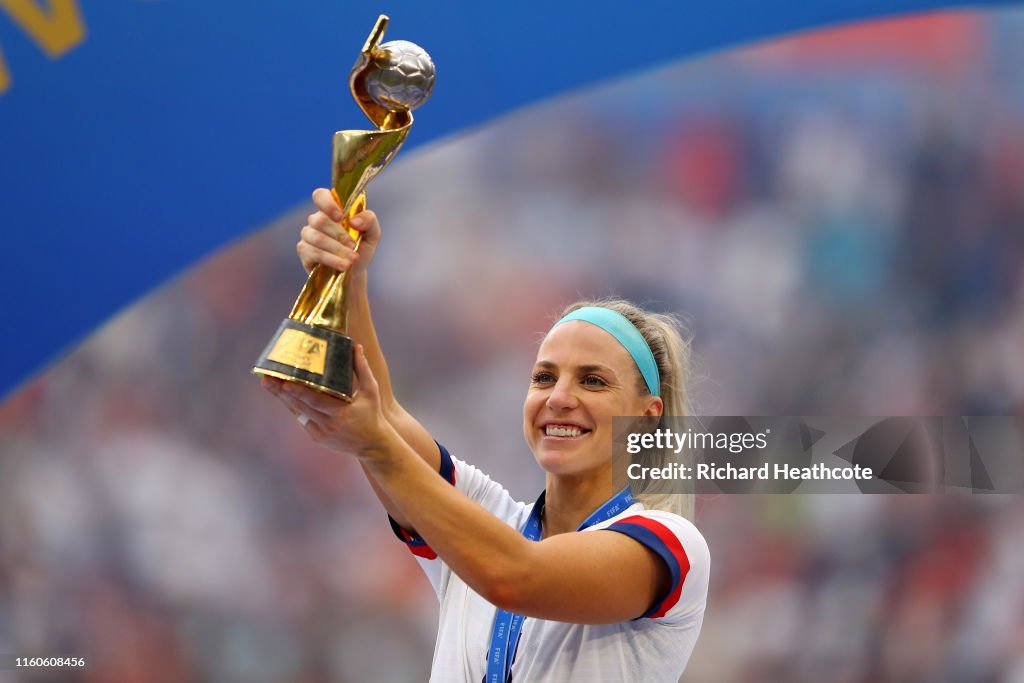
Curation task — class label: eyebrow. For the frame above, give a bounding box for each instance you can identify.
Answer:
[534,360,618,376]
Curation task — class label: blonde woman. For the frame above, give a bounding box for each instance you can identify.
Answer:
[262,189,710,682]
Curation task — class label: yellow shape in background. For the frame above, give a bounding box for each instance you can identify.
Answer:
[0,0,86,95]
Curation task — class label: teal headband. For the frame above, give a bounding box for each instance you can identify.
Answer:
[552,307,661,396]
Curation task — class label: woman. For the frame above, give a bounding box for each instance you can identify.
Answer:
[261,189,710,682]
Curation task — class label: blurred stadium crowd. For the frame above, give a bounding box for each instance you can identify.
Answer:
[2,10,1024,683]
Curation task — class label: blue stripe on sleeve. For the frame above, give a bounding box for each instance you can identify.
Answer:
[437,441,455,485]
[606,522,682,618]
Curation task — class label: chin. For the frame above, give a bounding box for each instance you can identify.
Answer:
[532,443,605,478]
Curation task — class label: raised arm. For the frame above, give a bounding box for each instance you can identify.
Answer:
[266,188,441,528]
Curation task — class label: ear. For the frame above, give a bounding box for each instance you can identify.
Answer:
[642,395,664,418]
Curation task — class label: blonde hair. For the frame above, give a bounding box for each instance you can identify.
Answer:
[558,298,695,520]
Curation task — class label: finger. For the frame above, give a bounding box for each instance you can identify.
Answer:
[273,389,304,418]
[296,240,357,273]
[300,225,358,262]
[261,375,284,394]
[312,188,344,221]
[307,212,357,248]
[274,384,335,421]
[263,377,331,422]
[281,380,351,415]
[347,210,379,238]
[268,386,304,416]
[298,413,325,439]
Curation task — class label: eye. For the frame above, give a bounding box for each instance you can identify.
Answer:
[531,371,555,385]
[582,374,608,388]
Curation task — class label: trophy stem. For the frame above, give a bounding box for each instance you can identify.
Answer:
[288,193,366,330]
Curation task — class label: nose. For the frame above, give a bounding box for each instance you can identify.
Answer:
[546,377,580,411]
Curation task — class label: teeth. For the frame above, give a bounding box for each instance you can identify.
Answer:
[546,425,582,438]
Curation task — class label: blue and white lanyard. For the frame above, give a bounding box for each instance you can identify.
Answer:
[484,487,635,683]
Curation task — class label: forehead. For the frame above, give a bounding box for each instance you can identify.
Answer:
[536,321,634,372]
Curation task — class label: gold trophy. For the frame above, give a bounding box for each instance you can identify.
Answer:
[253,15,435,399]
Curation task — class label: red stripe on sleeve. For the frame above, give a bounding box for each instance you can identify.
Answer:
[616,515,691,618]
[398,527,438,560]
[409,545,438,560]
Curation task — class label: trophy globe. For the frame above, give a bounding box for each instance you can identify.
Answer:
[364,40,436,111]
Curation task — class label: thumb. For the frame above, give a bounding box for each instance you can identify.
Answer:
[349,210,381,247]
[352,344,379,400]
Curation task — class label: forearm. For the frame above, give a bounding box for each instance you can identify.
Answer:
[346,270,439,469]
[363,428,535,609]
[344,272,441,531]
[347,270,396,410]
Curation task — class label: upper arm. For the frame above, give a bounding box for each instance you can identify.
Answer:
[497,525,679,625]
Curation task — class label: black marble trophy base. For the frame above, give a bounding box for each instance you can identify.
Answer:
[253,319,354,401]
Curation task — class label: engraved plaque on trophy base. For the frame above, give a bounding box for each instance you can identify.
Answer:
[255,320,355,400]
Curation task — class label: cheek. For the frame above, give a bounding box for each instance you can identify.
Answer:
[523,403,539,446]
[592,395,629,427]
[523,390,550,441]
[523,390,542,424]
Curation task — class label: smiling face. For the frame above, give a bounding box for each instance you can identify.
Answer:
[523,320,663,480]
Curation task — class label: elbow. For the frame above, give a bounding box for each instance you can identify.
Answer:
[480,576,527,613]
[477,559,533,614]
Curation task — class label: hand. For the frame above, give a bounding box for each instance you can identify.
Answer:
[296,188,382,275]
[261,345,393,458]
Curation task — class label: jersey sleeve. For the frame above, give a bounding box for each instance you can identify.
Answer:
[604,510,711,622]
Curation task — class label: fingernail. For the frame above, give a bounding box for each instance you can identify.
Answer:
[350,216,363,227]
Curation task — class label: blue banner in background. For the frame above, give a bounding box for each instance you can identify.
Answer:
[0,0,1013,398]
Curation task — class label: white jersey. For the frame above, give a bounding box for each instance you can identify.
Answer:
[389,444,710,682]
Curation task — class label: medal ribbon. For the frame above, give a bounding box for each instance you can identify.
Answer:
[484,486,635,683]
